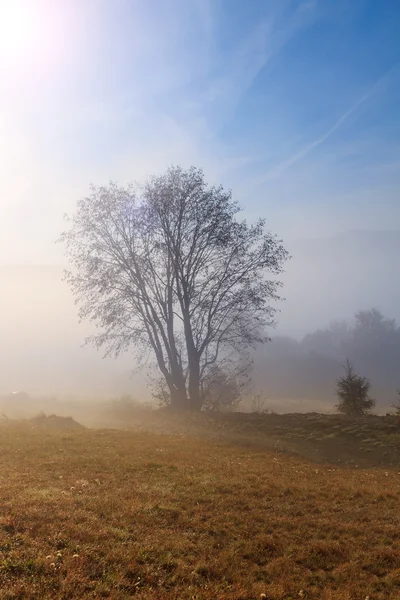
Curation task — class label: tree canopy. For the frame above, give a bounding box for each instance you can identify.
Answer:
[60,166,289,410]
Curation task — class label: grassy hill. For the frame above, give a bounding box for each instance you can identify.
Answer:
[94,409,400,468]
[0,416,399,599]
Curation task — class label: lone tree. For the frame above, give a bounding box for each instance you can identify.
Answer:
[336,359,375,416]
[60,166,289,410]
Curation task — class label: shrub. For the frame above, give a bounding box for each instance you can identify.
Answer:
[201,367,245,412]
[105,395,152,418]
[250,393,271,414]
[391,389,400,416]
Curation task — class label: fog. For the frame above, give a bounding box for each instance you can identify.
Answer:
[0,265,146,398]
[1,0,399,417]
[1,229,399,410]
[281,230,400,337]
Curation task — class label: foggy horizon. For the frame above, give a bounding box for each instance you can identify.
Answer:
[1,0,399,404]
[1,227,399,400]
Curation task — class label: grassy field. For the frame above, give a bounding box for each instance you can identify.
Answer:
[0,416,399,599]
[94,409,400,468]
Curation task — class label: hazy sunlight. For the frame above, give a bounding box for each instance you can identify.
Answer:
[0,1,41,61]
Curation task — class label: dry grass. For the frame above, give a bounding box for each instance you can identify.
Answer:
[0,421,399,599]
[93,410,400,468]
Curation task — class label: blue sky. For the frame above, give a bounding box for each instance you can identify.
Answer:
[1,0,399,263]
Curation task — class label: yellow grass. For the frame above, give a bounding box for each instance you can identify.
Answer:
[0,421,399,599]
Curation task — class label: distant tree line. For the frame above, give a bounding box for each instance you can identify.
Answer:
[254,309,400,409]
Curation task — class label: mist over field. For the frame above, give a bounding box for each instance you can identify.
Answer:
[1,229,399,411]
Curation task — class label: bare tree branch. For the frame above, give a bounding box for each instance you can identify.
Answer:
[59,167,289,410]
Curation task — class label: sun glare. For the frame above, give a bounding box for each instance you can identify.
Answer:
[0,1,41,61]
[0,0,74,80]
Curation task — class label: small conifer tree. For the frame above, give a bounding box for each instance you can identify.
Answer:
[336,359,375,416]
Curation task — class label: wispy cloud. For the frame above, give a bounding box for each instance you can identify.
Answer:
[199,1,318,128]
[260,65,399,182]
[1,0,399,266]
[262,90,375,182]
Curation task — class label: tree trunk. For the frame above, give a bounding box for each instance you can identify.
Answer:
[188,353,202,411]
[180,302,202,411]
[168,384,188,410]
